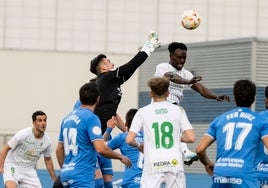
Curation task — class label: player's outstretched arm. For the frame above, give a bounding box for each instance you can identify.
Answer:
[165,72,202,85]
[191,82,230,102]
[125,131,144,153]
[117,31,160,82]
[115,114,126,132]
[94,140,132,167]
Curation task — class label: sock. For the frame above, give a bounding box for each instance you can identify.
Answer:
[104,181,113,188]
[95,178,104,188]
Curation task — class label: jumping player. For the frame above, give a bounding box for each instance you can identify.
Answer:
[88,32,160,187]
[154,42,230,165]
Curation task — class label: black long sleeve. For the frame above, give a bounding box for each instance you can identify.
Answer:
[117,51,148,82]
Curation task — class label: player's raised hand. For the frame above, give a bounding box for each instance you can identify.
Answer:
[141,31,160,56]
[106,116,117,129]
[148,31,160,49]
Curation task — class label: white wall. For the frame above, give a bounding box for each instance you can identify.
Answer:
[1,0,268,53]
[0,49,139,170]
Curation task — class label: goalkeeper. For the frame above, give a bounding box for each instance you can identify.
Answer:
[72,32,161,188]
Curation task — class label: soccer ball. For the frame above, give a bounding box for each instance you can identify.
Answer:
[181,10,201,30]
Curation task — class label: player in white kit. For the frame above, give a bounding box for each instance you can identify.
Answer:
[154,42,230,165]
[0,111,56,188]
[126,77,195,188]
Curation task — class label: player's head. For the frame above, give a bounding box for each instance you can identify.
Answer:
[32,111,46,121]
[125,108,138,130]
[32,111,47,133]
[168,42,188,71]
[90,54,106,75]
[90,54,114,75]
[265,86,268,109]
[148,77,170,99]
[79,83,99,106]
[233,79,256,108]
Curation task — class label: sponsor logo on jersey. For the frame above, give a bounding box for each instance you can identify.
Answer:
[152,159,179,169]
[92,126,102,135]
[213,176,242,185]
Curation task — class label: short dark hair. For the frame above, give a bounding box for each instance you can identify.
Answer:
[79,82,99,105]
[125,108,138,129]
[90,54,106,75]
[233,79,256,107]
[168,42,187,53]
[265,86,268,98]
[32,111,46,121]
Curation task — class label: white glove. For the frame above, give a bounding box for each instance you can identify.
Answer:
[141,31,161,56]
[148,31,161,49]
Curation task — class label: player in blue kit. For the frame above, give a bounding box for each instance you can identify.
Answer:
[256,86,268,188]
[106,108,143,188]
[55,83,132,188]
[196,80,268,188]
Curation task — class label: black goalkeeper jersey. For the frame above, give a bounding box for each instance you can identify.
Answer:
[94,51,148,134]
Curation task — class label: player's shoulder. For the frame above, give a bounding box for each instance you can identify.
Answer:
[156,62,171,69]
[16,127,32,135]
[169,103,187,114]
[12,127,33,141]
[43,132,52,142]
[157,62,169,66]
[259,110,268,119]
[179,67,192,76]
[177,105,186,112]
[100,68,117,79]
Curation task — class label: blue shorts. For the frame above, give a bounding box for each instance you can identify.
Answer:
[97,154,113,175]
[212,176,259,188]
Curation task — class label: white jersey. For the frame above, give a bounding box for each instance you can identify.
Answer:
[154,63,194,105]
[130,101,193,175]
[5,127,52,170]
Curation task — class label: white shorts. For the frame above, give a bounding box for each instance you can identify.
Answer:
[3,164,42,188]
[141,171,186,188]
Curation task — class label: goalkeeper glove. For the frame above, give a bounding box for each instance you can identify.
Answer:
[141,31,160,56]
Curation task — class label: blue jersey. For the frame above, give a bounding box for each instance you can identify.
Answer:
[255,110,268,181]
[58,108,103,188]
[206,107,268,181]
[107,132,144,188]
